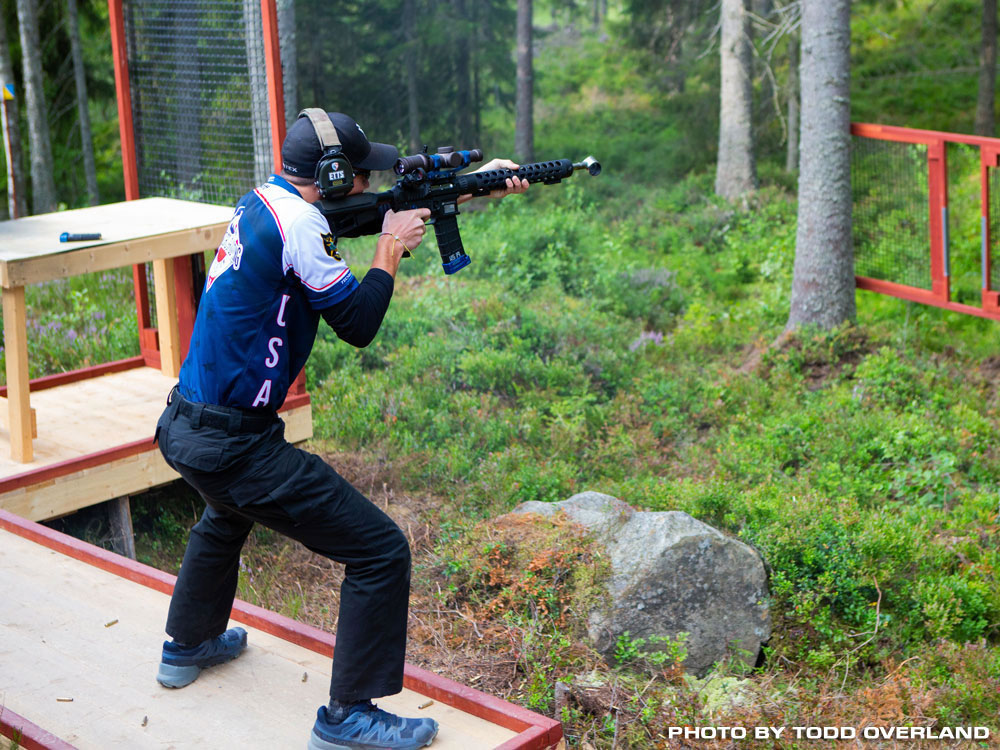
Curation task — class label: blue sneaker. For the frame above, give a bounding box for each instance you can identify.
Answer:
[307,703,439,750]
[156,627,248,688]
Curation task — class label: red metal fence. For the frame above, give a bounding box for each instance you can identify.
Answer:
[852,123,1000,321]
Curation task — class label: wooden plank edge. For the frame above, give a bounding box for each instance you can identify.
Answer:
[0,507,175,595]
[0,438,155,494]
[404,663,562,748]
[0,357,147,397]
[0,508,562,748]
[495,724,559,750]
[0,397,311,495]
[0,705,78,750]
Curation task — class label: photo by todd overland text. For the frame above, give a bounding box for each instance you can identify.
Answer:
[666,726,991,741]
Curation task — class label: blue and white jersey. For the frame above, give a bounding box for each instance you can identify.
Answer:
[178,174,358,410]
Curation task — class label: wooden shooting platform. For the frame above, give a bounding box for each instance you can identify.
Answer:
[0,198,312,522]
[0,509,562,749]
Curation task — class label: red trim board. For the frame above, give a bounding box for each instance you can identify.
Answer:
[0,509,563,749]
[0,387,311,497]
[0,706,78,750]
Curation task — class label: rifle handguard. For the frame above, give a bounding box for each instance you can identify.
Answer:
[454,156,601,195]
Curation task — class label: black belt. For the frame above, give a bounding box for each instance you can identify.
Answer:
[171,389,276,434]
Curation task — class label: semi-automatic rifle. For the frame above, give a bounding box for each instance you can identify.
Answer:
[317,147,601,274]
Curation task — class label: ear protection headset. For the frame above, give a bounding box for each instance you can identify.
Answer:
[299,108,355,199]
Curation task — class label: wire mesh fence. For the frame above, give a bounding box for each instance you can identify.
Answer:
[123,0,273,207]
[990,167,1000,296]
[852,137,932,290]
[944,143,983,306]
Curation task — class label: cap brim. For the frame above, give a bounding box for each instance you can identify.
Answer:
[354,141,399,171]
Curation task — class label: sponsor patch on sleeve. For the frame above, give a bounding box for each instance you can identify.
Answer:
[321,233,342,261]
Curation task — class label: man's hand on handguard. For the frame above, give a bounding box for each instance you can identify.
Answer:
[478,158,531,199]
[458,158,530,203]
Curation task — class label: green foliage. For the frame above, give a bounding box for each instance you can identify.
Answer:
[0,268,140,383]
[917,641,1000,725]
[851,0,982,132]
[614,631,689,673]
[20,3,1000,742]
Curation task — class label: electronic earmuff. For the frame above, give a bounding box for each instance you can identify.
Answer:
[299,108,355,199]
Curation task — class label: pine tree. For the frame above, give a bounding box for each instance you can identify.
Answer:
[66,0,99,205]
[16,0,58,214]
[715,0,757,199]
[515,0,533,162]
[786,0,854,330]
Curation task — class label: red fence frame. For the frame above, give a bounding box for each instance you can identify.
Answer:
[852,123,1000,321]
[105,0,306,397]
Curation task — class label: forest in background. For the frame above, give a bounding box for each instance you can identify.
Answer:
[0,0,991,214]
[4,0,1000,747]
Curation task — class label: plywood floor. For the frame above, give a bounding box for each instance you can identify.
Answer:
[0,526,517,749]
[0,367,313,522]
[0,367,176,477]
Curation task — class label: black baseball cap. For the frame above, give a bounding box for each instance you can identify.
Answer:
[281,111,398,176]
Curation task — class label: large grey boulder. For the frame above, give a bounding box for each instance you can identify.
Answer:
[512,491,770,675]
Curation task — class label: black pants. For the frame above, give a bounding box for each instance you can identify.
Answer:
[155,394,410,701]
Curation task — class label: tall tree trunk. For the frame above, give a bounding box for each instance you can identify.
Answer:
[0,10,26,218]
[976,0,997,136]
[244,0,272,184]
[404,0,421,153]
[785,29,799,173]
[752,0,774,128]
[66,0,99,205]
[715,0,756,200]
[16,0,57,214]
[453,0,473,148]
[277,0,297,129]
[515,0,534,162]
[786,0,854,331]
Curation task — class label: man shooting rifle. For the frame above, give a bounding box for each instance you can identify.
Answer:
[153,109,526,750]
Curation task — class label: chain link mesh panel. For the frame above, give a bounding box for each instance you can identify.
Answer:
[990,167,1000,295]
[852,137,931,290]
[123,0,273,206]
[945,143,982,305]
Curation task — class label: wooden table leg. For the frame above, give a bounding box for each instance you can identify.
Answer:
[152,258,181,378]
[2,285,33,462]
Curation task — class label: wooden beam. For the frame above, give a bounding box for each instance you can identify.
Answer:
[0,396,36,438]
[107,495,136,560]
[2,286,32,462]
[0,449,179,522]
[3,225,225,288]
[152,258,181,378]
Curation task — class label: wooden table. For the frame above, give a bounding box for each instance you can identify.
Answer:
[0,198,233,463]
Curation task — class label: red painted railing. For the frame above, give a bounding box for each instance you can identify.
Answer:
[852,123,1000,321]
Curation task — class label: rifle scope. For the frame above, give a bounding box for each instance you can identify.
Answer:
[395,147,484,175]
